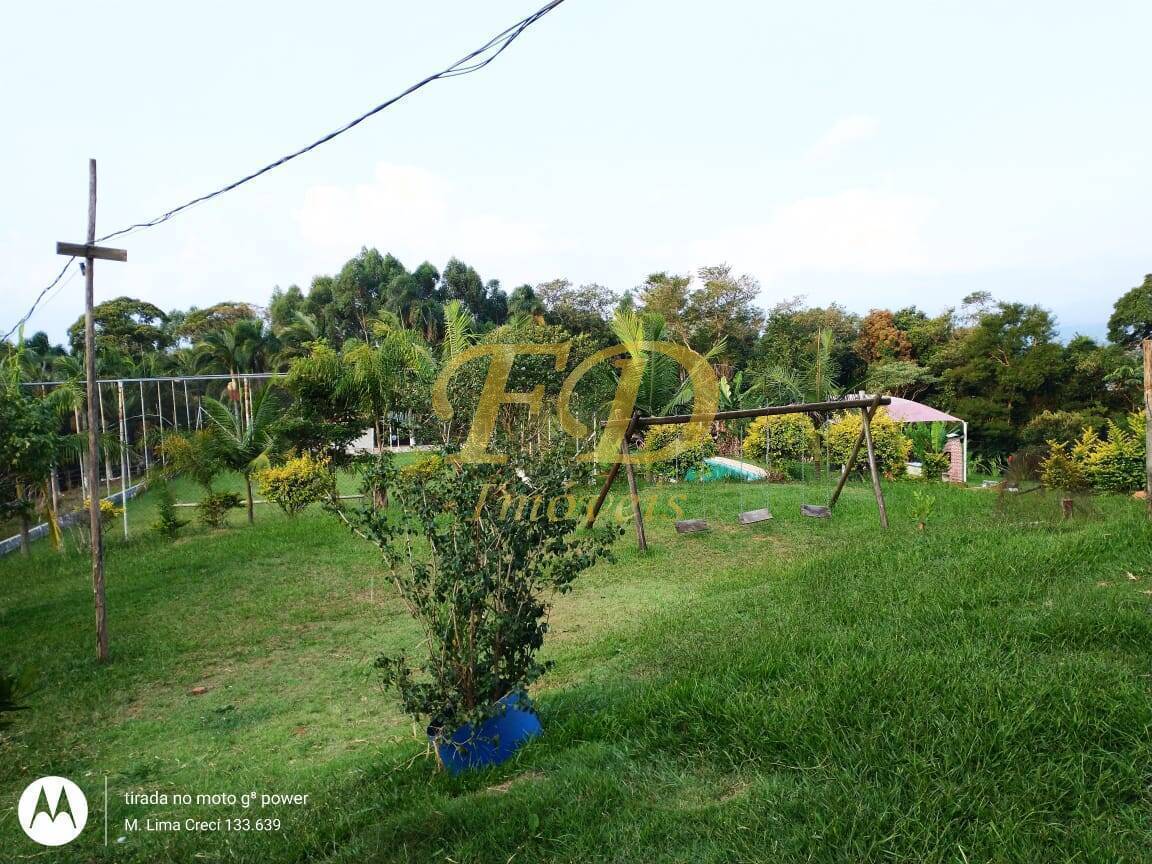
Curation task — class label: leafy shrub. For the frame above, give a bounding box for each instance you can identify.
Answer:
[825,409,911,477]
[741,414,817,464]
[197,491,243,528]
[151,481,189,539]
[157,430,221,490]
[911,490,936,530]
[1083,415,1145,492]
[1040,442,1088,492]
[346,450,619,752]
[639,424,716,482]
[920,451,951,480]
[257,453,335,517]
[399,453,444,480]
[1040,415,1146,493]
[82,498,124,533]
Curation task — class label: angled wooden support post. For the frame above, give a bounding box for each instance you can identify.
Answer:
[585,412,639,531]
[828,393,883,509]
[620,418,648,551]
[860,402,890,529]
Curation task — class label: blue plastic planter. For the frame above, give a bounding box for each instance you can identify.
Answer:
[430,692,543,775]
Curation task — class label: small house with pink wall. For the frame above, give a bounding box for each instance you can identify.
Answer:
[883,397,968,483]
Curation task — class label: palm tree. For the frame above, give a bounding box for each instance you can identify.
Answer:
[196,319,271,377]
[439,299,476,364]
[200,386,285,524]
[758,329,843,474]
[760,329,841,406]
[344,315,434,449]
[609,310,724,418]
[271,311,322,368]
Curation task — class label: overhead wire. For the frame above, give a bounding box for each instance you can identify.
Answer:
[3,0,568,339]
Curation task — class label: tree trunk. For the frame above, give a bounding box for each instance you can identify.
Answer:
[245,474,255,525]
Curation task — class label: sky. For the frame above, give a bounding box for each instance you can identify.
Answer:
[2,0,1148,346]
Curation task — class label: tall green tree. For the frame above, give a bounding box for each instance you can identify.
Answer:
[684,265,764,366]
[940,302,1066,455]
[635,272,692,343]
[508,284,544,318]
[196,319,274,376]
[1107,274,1152,347]
[67,297,169,357]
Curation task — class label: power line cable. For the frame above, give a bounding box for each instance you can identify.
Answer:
[3,0,568,340]
[3,259,75,342]
[95,0,566,244]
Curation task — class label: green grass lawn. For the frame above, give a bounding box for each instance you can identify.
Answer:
[1,475,1150,863]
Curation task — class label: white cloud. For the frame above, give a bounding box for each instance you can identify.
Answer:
[806,114,880,160]
[677,188,938,280]
[293,163,566,267]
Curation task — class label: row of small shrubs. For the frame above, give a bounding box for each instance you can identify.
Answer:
[1040,413,1145,493]
[151,452,336,538]
[741,410,912,478]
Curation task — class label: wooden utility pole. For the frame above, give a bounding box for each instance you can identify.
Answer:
[58,159,127,662]
[1144,339,1152,518]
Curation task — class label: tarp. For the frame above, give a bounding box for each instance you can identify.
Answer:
[883,397,962,424]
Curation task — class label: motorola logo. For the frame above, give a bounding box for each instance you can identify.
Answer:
[17,776,88,846]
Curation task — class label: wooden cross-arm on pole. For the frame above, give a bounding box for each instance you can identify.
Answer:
[56,242,128,262]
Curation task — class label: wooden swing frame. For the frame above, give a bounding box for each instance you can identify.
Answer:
[585,394,892,550]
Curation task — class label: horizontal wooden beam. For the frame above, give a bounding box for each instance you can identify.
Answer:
[608,396,892,428]
[56,241,127,262]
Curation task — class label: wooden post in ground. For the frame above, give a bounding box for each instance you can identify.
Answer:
[57,158,127,663]
[828,394,882,509]
[1144,339,1152,519]
[860,405,890,529]
[116,381,129,540]
[139,381,150,471]
[621,430,647,551]
[98,383,110,495]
